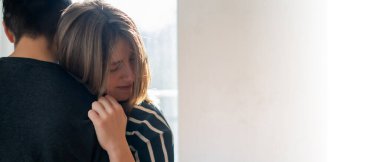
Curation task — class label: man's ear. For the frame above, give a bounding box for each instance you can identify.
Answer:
[3,21,15,43]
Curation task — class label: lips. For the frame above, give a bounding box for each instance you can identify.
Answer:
[117,85,132,90]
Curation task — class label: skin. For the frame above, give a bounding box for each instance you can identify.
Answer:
[88,39,137,162]
[89,96,134,162]
[106,39,136,102]
[3,22,56,62]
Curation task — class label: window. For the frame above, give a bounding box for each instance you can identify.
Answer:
[0,8,13,56]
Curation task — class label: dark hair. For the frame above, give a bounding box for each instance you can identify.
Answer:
[2,0,71,45]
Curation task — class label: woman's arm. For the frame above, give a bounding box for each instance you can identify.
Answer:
[127,103,175,162]
[88,95,135,162]
[107,142,134,162]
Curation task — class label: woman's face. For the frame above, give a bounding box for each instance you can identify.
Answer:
[106,39,136,102]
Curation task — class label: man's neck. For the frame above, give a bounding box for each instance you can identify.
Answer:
[9,36,57,63]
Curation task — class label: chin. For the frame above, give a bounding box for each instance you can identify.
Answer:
[114,95,130,102]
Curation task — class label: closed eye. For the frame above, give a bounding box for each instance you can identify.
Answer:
[110,62,122,72]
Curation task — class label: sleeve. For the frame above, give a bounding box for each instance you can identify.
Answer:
[127,125,174,162]
[126,105,174,162]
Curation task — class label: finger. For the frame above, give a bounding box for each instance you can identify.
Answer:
[105,95,126,115]
[98,96,114,114]
[104,95,120,109]
[91,101,108,118]
[88,109,101,124]
[104,95,127,118]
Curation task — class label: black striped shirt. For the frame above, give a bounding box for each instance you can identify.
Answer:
[126,101,174,162]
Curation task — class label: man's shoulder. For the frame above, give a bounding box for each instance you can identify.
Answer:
[0,57,96,115]
[0,57,82,88]
[0,57,93,95]
[0,58,107,162]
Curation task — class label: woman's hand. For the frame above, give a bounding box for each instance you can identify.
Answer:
[88,95,135,162]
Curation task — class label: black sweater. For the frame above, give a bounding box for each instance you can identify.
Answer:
[0,57,109,162]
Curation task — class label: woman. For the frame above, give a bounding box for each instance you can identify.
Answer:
[55,1,174,162]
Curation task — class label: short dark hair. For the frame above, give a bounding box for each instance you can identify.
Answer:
[2,0,71,44]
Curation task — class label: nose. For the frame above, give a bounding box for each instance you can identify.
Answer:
[120,61,135,82]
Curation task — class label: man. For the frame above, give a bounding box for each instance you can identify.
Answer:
[0,0,109,161]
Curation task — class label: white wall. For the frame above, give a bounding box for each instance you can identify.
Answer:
[327,1,380,162]
[178,0,326,162]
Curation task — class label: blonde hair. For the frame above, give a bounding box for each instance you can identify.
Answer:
[55,1,151,107]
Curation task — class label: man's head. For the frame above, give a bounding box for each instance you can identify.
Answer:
[2,0,71,45]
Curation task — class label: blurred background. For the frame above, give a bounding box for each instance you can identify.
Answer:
[1,0,380,162]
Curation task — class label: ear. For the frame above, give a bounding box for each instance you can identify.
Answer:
[3,21,15,43]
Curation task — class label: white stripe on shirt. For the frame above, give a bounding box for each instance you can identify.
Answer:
[129,145,140,162]
[129,117,169,162]
[134,105,170,128]
[126,131,155,162]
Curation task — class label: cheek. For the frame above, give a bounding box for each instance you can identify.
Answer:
[130,66,137,80]
[106,75,118,92]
